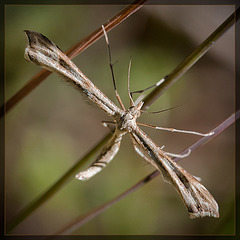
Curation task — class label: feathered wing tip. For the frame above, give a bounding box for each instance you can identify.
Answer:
[24,30,61,52]
[172,166,219,219]
[24,30,64,68]
[130,129,219,218]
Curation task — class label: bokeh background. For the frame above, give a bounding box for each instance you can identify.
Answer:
[5,4,235,235]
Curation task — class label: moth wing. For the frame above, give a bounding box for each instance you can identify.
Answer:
[130,128,219,218]
[76,132,122,181]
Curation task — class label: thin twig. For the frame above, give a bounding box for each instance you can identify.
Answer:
[53,110,239,235]
[1,0,147,117]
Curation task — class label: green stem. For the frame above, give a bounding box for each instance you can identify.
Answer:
[142,7,239,109]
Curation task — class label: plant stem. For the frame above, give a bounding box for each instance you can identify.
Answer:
[142,7,239,109]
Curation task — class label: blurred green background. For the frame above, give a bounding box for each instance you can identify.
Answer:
[5,4,235,235]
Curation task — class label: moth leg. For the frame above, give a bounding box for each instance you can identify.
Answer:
[158,145,191,158]
[137,122,214,137]
[131,78,166,105]
[164,149,191,158]
[75,132,122,181]
[102,25,125,111]
[101,121,116,133]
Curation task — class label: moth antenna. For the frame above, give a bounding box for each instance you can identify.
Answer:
[140,105,182,114]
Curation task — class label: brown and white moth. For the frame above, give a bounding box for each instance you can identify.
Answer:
[24,29,219,219]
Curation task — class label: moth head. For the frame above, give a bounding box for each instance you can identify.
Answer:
[128,101,143,119]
